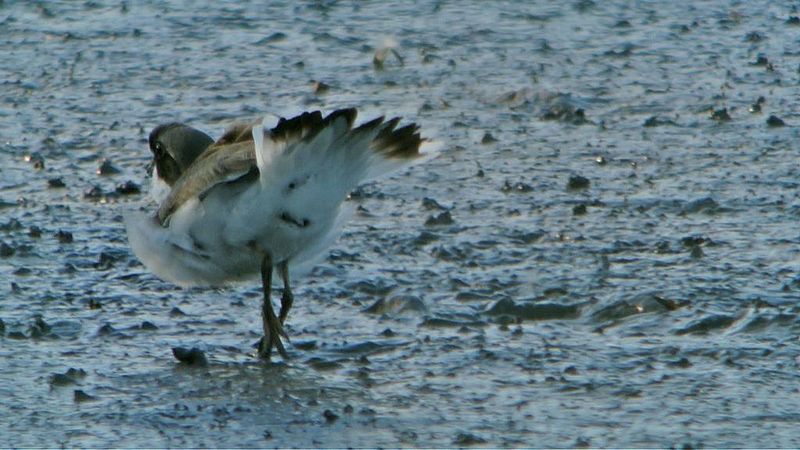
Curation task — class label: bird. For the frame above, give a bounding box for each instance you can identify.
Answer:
[125,108,431,359]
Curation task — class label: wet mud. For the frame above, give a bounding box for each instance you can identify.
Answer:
[2,1,800,447]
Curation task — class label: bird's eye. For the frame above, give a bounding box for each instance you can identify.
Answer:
[154,142,165,157]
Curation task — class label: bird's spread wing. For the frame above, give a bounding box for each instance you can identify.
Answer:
[157,109,426,226]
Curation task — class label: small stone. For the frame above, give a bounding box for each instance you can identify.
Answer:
[573,204,587,216]
[752,55,769,66]
[710,108,731,122]
[47,178,66,188]
[97,323,115,336]
[480,132,497,144]
[83,185,105,200]
[643,116,660,127]
[50,373,78,387]
[766,115,785,127]
[172,347,208,366]
[690,245,704,258]
[453,432,487,446]
[501,180,534,193]
[425,211,454,227]
[139,321,158,330]
[421,197,446,210]
[169,307,186,317]
[749,96,765,113]
[56,230,73,244]
[73,389,97,403]
[115,181,141,195]
[323,409,339,422]
[96,158,120,176]
[786,16,800,25]
[567,175,590,190]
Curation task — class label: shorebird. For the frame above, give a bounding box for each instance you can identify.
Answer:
[125,108,430,359]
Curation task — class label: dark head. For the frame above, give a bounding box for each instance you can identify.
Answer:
[148,123,214,186]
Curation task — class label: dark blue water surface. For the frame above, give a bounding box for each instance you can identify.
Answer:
[1,1,799,447]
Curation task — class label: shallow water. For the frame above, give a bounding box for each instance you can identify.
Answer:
[2,0,800,447]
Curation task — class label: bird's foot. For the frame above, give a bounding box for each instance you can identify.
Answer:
[257,320,289,360]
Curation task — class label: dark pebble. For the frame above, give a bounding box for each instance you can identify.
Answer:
[343,404,354,414]
[172,347,208,366]
[169,307,186,317]
[87,299,102,310]
[139,321,158,330]
[567,175,590,190]
[97,323,115,336]
[96,158,121,176]
[573,204,588,215]
[115,181,141,195]
[425,211,454,227]
[421,197,446,210]
[56,230,74,244]
[29,226,42,238]
[766,115,785,127]
[255,31,287,45]
[74,389,97,403]
[323,409,339,422]
[480,132,497,144]
[744,31,765,42]
[0,242,15,257]
[50,373,78,387]
[690,246,704,258]
[47,177,66,189]
[642,116,677,127]
[8,331,27,339]
[83,185,105,200]
[749,96,765,113]
[681,235,710,247]
[501,180,534,193]
[453,432,487,446]
[668,357,692,368]
[710,108,731,122]
[0,318,4,335]
[752,55,769,66]
[787,16,800,25]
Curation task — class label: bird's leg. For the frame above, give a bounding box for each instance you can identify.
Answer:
[278,260,294,325]
[258,253,288,359]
